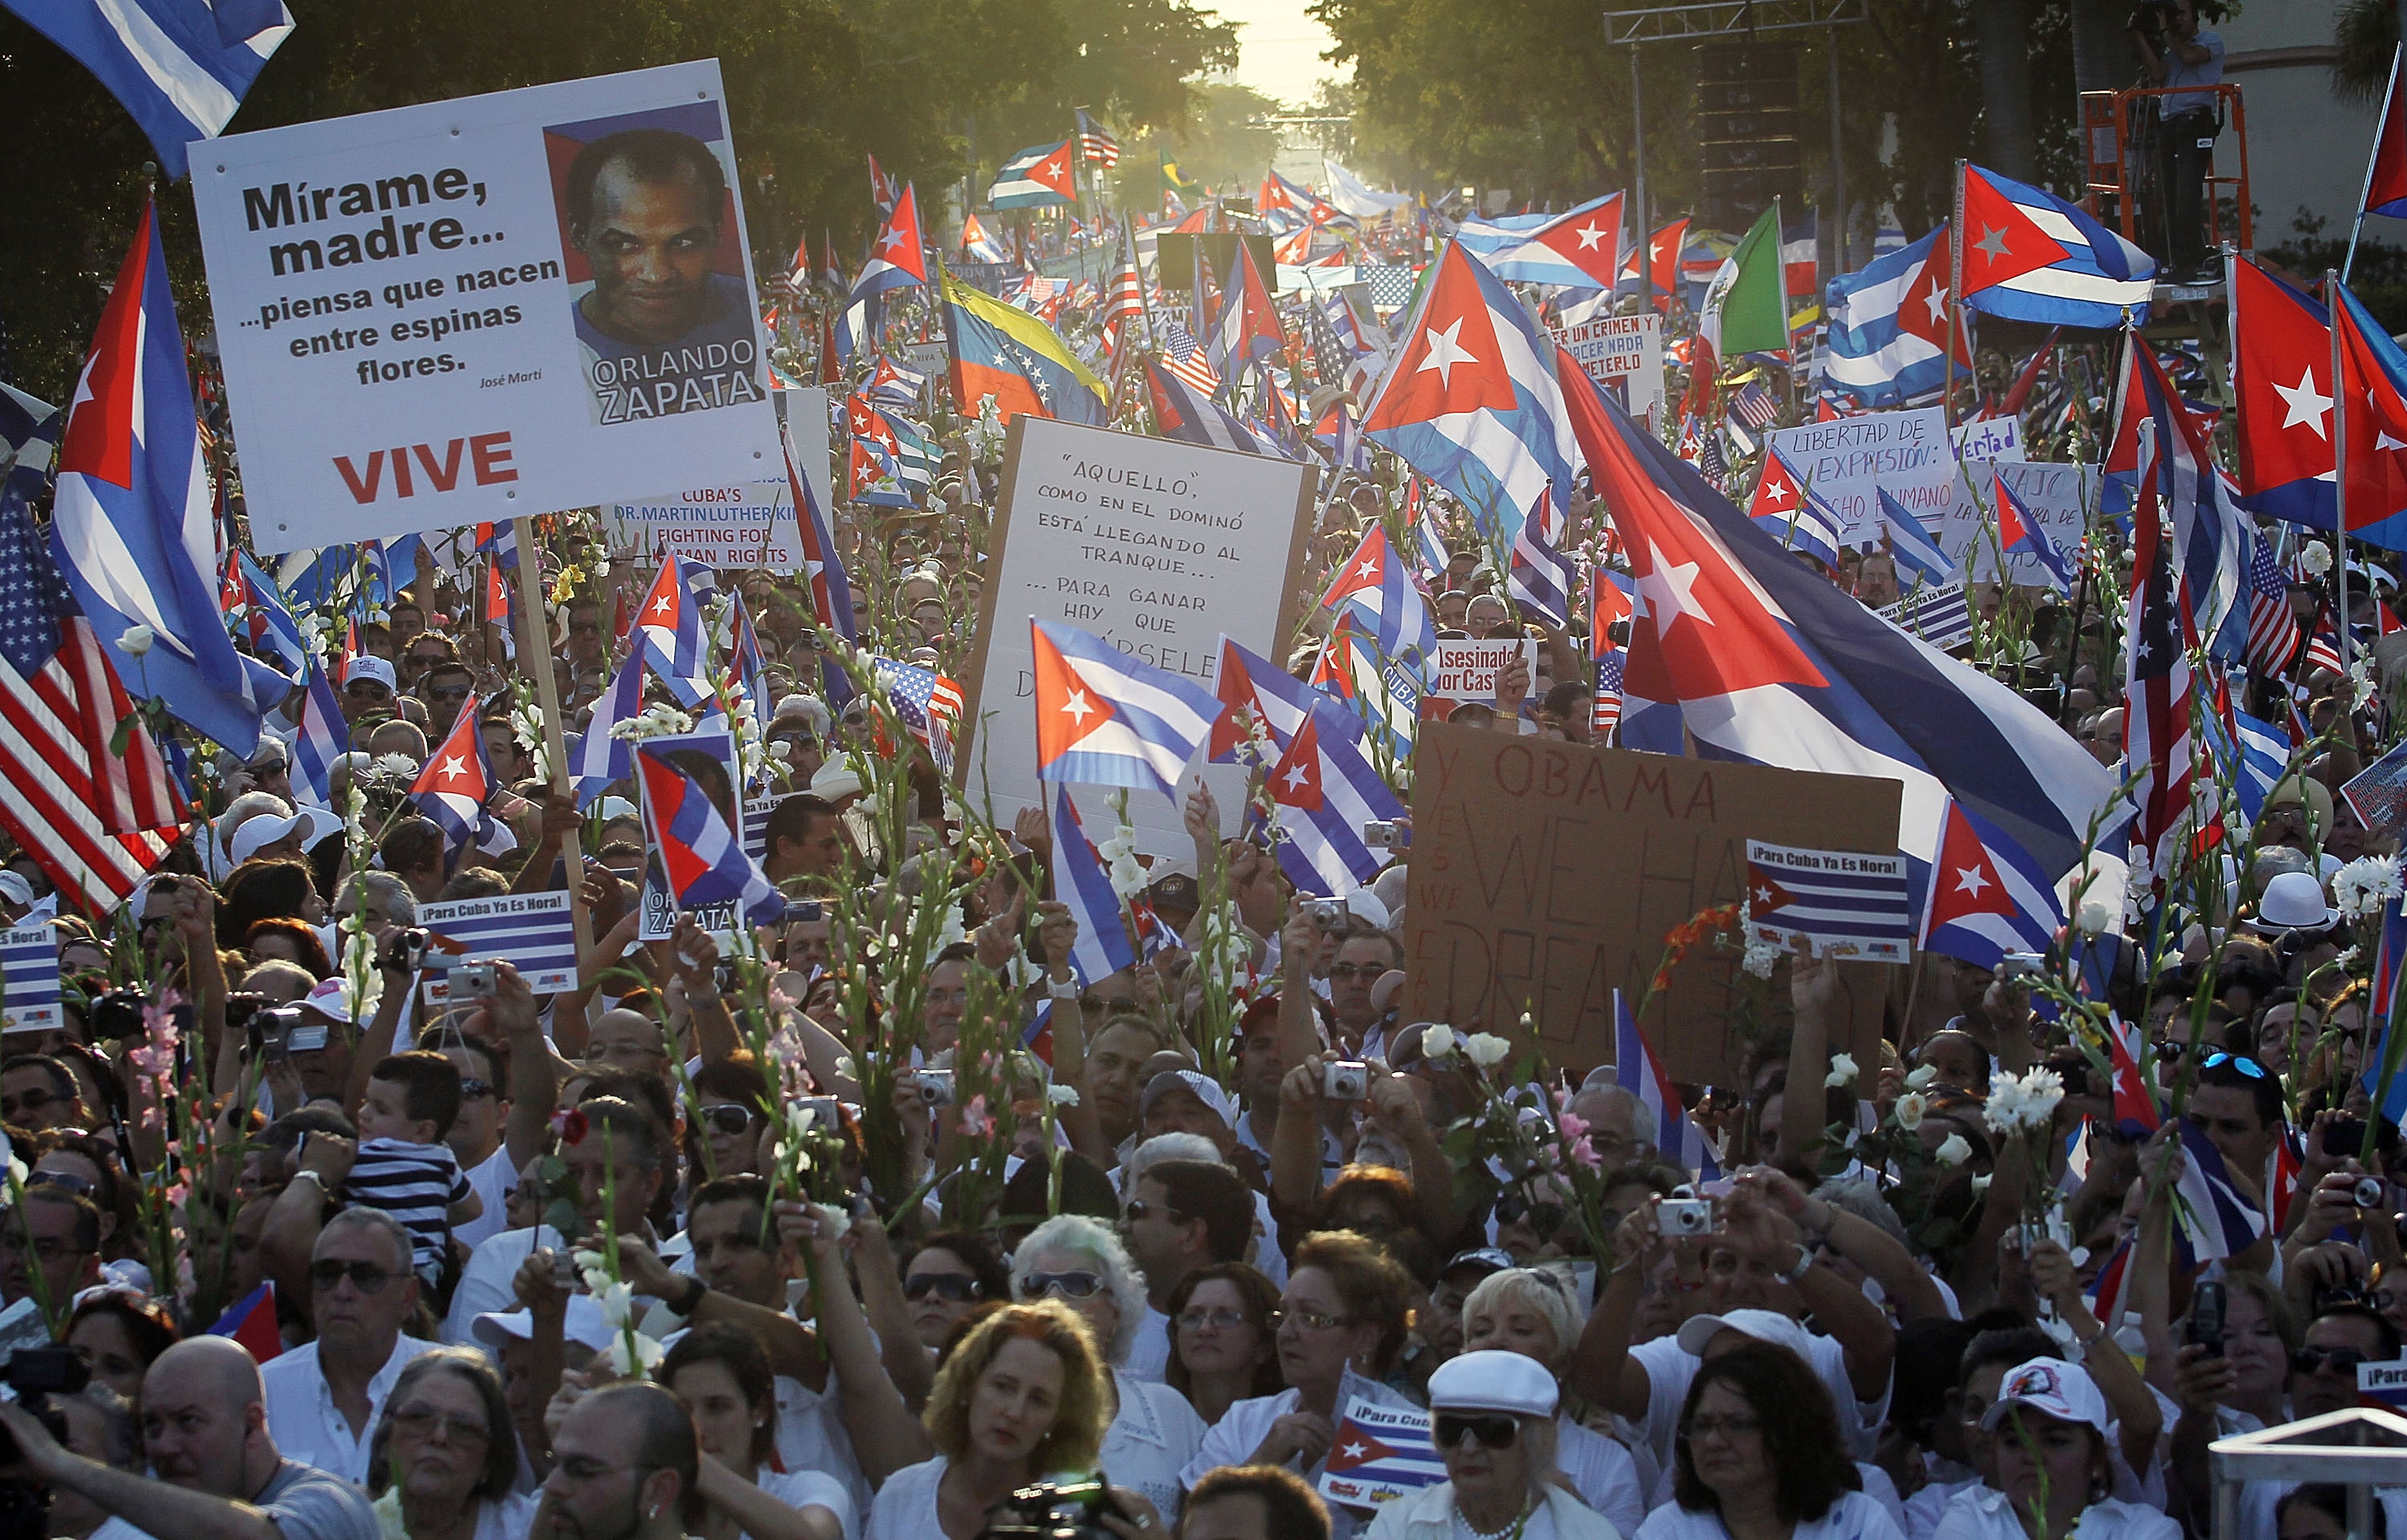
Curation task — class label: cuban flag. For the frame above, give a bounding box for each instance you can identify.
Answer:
[0,924,61,1033]
[1362,241,1578,552]
[1746,448,1842,569]
[863,355,927,410]
[2363,893,2407,1123]
[1995,469,2073,590]
[1411,484,1449,579]
[851,184,927,301]
[2085,1237,2133,1333]
[633,553,712,707]
[2173,1117,2268,1262]
[1032,618,1223,801]
[2333,279,2407,550]
[6,0,294,179]
[1557,351,2115,889]
[1614,990,1719,1179]
[1049,785,1139,986]
[410,696,513,871]
[1144,360,1287,457]
[1313,616,1417,759]
[635,744,783,926]
[988,139,1076,208]
[1956,164,2156,329]
[0,383,60,500]
[2110,336,2245,646]
[1877,488,1956,586]
[287,661,347,810]
[2229,257,2344,534]
[1918,798,2063,969]
[1508,487,1577,628]
[1478,192,1625,291]
[206,1280,282,1364]
[51,197,288,752]
[2105,1012,2161,1137]
[223,551,306,679]
[1821,225,1969,409]
[1261,710,1404,897]
[1212,635,1325,764]
[566,653,644,810]
[1320,523,1436,673]
[1212,240,1286,386]
[1321,1399,1449,1504]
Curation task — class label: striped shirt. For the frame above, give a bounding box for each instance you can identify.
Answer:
[343,1138,469,1279]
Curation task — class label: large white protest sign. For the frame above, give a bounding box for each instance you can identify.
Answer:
[193,61,782,553]
[1550,313,1664,417]
[1941,460,2098,586]
[1766,407,1950,549]
[598,385,823,569]
[958,418,1316,855]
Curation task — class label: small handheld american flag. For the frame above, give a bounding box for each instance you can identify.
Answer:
[1591,652,1624,739]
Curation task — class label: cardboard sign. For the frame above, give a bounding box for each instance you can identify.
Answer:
[956,416,1316,854]
[416,891,580,1000]
[1402,724,1902,1081]
[193,61,783,553]
[1941,460,2099,587]
[1768,407,1951,549]
[1744,841,1914,962]
[1427,638,1540,704]
[1551,313,1665,417]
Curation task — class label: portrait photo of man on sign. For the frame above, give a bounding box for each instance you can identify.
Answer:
[546,103,765,426]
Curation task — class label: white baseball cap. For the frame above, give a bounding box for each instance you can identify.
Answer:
[472,1293,619,1354]
[1981,1356,2111,1439]
[343,655,398,692]
[1675,1307,1816,1361]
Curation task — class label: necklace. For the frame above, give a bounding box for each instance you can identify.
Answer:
[1459,1499,1531,1540]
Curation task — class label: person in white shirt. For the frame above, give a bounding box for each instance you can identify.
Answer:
[1634,1340,1904,1540]
[362,1349,534,1540]
[657,1323,855,1540]
[1930,1359,2178,1540]
[263,1208,443,1484]
[1457,1268,1645,1537]
[1362,1352,1622,1540]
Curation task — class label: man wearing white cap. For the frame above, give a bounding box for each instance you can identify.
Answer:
[1362,1351,1620,1540]
[1930,1358,2177,1539]
[340,655,399,725]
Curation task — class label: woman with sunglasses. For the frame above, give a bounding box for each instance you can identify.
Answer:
[1362,1352,1618,1540]
[1459,1268,1646,1538]
[685,1059,771,1183]
[1012,1214,1207,1522]
[363,1348,529,1540]
[1638,1341,1903,1538]
[1163,1262,1283,1426]
[853,1230,1011,1412]
[1179,1231,1417,1533]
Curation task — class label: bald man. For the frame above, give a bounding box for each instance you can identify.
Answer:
[0,1336,377,1540]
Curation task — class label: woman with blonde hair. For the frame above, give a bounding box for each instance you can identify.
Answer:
[865,1301,1129,1540]
[1460,1267,1646,1535]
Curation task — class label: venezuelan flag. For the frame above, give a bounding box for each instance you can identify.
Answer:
[938,263,1107,425]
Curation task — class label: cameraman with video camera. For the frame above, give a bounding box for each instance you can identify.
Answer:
[0,1336,375,1540]
[2128,0,2226,282]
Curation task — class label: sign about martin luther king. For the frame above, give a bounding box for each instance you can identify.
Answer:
[192,60,783,553]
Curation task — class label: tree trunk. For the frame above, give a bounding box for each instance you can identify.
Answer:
[1978,0,2038,180]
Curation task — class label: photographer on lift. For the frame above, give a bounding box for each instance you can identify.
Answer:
[2129,0,2226,283]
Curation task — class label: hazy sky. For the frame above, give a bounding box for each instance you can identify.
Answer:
[1208,0,1341,108]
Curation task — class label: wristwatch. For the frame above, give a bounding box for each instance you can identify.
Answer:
[1776,1243,1816,1287]
[1048,976,1080,1000]
[290,1169,330,1195]
[674,1274,709,1318]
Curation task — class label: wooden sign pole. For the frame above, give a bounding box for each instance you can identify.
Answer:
[510,516,598,1023]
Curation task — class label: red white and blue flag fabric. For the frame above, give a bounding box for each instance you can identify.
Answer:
[960,212,1013,266]
[1995,469,2073,590]
[2334,279,2407,545]
[2109,334,2246,648]
[1075,110,1122,168]
[208,1281,282,1364]
[1212,634,1326,764]
[2173,1117,2269,1262]
[410,696,513,871]
[1877,488,1955,587]
[2240,528,2300,677]
[1313,615,1418,759]
[51,197,287,752]
[1321,1396,1447,1508]
[635,744,783,926]
[288,660,348,810]
[1614,991,1719,1178]
[1478,192,1625,291]
[868,152,900,212]
[1745,447,1842,569]
[850,184,927,301]
[1320,523,1436,673]
[221,550,306,681]
[2364,894,2407,1123]
[567,653,644,810]
[873,655,964,775]
[1508,487,1577,627]
[1918,797,2064,971]
[633,553,713,707]
[1145,360,1286,458]
[1592,650,1625,739]
[1955,164,2156,329]
[2105,1011,2161,1137]
[1558,350,2115,892]
[1212,239,1286,384]
[416,892,581,995]
[1261,709,1405,897]
[2230,257,2343,533]
[1822,224,1970,409]
[2364,47,2407,221]
[1032,619,1223,800]
[2123,445,2197,866]
[988,139,1076,208]
[5,0,293,179]
[1362,241,1577,551]
[1048,785,1139,986]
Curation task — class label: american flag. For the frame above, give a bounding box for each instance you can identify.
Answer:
[0,924,61,1033]
[1362,265,1419,312]
[1098,232,1146,345]
[875,657,964,773]
[1727,379,1780,432]
[2242,529,2300,679]
[2124,463,2195,861]
[1591,651,1624,738]
[1158,318,1220,395]
[1076,110,1122,168]
[0,496,179,909]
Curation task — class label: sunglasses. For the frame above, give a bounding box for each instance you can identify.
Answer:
[567,622,603,636]
[1022,1270,1102,1301]
[700,1104,756,1137]
[1434,1414,1520,1450]
[428,685,472,702]
[2294,1345,2371,1376]
[26,1169,92,1197]
[458,1078,496,1101]
[903,1272,983,1303]
[1,1088,57,1119]
[310,1258,404,1293]
[2202,1052,2269,1079]
[252,760,289,776]
[344,683,391,698]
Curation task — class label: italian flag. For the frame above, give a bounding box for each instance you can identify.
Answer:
[1700,203,1788,359]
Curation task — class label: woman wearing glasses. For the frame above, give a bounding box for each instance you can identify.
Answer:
[1459,1268,1646,1538]
[660,1323,856,1540]
[1362,1352,1620,1540]
[1637,1342,1904,1539]
[1011,1214,1207,1521]
[684,1060,771,1182]
[1179,1230,1417,1535]
[850,1229,1011,1412]
[1163,1262,1283,1425]
[364,1348,530,1540]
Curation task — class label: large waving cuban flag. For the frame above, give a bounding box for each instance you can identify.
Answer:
[1957,164,2156,330]
[4,0,294,179]
[1823,225,1970,408]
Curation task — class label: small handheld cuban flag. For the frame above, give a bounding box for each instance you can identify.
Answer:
[1048,786,1139,987]
[409,697,516,872]
[2172,1117,2269,1263]
[1212,634,1324,764]
[635,744,784,926]
[566,654,644,811]
[1032,618,1223,801]
[1995,468,2074,590]
[1876,488,1956,587]
[633,554,712,707]
[1744,840,1916,962]
[1614,990,1719,1179]
[1317,1390,1446,1511]
[288,662,348,810]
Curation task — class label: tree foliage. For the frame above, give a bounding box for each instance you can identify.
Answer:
[0,0,1233,399]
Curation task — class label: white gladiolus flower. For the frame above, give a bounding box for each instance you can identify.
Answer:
[1825,1052,1858,1088]
[1971,1173,1994,1196]
[2302,541,2334,576]
[933,903,968,953]
[2335,856,2403,918]
[607,1332,665,1376]
[1741,935,1783,979]
[1422,1024,1459,1059]
[2076,894,2117,935]
[118,625,154,658]
[1935,1133,1973,1166]
[1109,850,1148,899]
[1463,1032,1512,1068]
[594,1281,635,1327]
[1906,1064,1939,1091]
[1894,1092,1927,1130]
[580,1267,612,1297]
[572,1249,607,1272]
[1047,1084,1080,1107]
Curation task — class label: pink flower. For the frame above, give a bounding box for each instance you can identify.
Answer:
[1565,1133,1602,1172]
[1556,1109,1590,1144]
[139,1107,162,1132]
[959,1094,993,1139]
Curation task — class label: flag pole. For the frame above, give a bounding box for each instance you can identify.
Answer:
[1946,160,1967,431]
[510,515,597,1025]
[2347,44,2400,285]
[2331,270,2353,691]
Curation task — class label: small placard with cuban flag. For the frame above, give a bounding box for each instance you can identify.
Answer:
[1317,1395,1445,1512]
[1744,841,1915,963]
[417,892,580,1003]
[2360,1358,2407,1412]
[0,926,61,1033]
